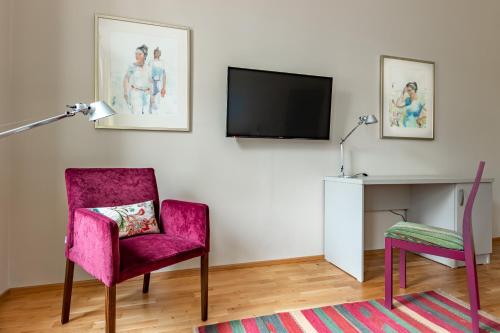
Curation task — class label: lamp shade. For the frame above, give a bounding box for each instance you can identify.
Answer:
[365,114,378,125]
[88,101,116,121]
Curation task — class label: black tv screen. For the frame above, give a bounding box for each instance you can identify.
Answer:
[226,67,332,140]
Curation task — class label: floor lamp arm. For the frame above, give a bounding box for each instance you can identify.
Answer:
[0,112,76,140]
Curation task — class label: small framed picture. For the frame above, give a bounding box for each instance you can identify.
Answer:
[380,55,435,140]
[95,15,191,131]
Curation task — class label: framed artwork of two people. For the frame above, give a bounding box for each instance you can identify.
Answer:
[95,15,190,131]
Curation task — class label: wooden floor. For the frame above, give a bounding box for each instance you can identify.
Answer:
[2,240,500,332]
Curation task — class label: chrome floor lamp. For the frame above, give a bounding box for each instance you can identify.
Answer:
[0,101,115,139]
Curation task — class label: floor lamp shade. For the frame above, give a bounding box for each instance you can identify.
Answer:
[88,101,116,121]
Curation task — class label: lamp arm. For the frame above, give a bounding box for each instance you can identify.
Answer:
[340,122,362,144]
[0,110,79,140]
[339,118,365,177]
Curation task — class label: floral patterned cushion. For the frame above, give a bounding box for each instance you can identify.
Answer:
[90,200,160,238]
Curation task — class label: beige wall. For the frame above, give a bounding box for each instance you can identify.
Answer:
[4,0,500,287]
[0,0,12,294]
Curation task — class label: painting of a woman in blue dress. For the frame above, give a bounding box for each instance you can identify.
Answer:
[390,81,428,128]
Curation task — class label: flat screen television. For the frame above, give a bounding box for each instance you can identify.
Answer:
[226,67,333,140]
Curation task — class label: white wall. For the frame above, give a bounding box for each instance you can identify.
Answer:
[4,0,500,287]
[0,0,13,294]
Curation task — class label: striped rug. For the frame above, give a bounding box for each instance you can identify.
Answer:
[195,290,500,332]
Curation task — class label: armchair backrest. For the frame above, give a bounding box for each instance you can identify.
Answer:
[65,168,160,251]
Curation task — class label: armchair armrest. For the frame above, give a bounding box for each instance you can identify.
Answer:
[69,208,120,286]
[161,199,210,251]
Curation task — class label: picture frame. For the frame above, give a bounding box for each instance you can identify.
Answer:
[94,14,191,131]
[380,55,435,140]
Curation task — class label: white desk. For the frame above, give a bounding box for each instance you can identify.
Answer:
[324,176,494,282]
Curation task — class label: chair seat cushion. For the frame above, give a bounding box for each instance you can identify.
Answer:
[385,221,464,250]
[118,234,205,282]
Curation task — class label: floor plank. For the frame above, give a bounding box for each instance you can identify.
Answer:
[1,241,500,332]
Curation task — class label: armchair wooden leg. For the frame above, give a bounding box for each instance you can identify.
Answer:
[61,259,74,324]
[105,285,116,333]
[201,254,209,321]
[143,273,150,294]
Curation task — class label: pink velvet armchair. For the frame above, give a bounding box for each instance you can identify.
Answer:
[61,168,210,333]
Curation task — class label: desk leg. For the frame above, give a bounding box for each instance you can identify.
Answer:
[324,181,364,282]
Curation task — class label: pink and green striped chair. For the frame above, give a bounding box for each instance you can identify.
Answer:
[384,161,485,333]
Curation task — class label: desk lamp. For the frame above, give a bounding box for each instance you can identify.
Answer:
[339,114,378,178]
